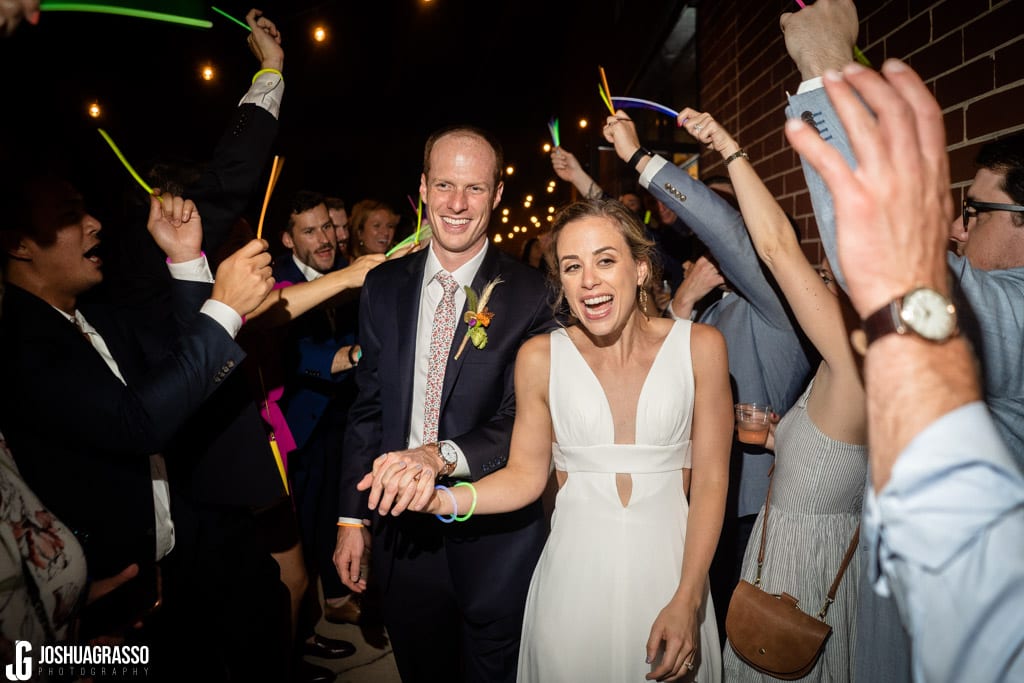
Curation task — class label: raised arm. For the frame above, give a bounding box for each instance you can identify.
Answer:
[550,147,608,199]
[246,253,385,328]
[602,113,792,328]
[682,108,860,385]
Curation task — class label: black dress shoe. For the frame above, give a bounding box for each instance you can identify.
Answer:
[303,634,356,659]
[296,659,337,683]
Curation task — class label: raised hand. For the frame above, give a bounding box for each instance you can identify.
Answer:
[677,108,741,160]
[246,8,283,71]
[784,60,951,318]
[211,238,275,316]
[357,445,444,516]
[147,192,203,263]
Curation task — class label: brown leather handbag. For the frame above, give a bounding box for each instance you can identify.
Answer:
[725,472,860,680]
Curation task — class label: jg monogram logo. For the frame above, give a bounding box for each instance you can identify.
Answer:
[4,641,31,681]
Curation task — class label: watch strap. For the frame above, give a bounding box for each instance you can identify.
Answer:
[862,299,904,347]
[627,147,653,171]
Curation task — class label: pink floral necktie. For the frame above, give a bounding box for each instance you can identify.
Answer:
[423,271,459,444]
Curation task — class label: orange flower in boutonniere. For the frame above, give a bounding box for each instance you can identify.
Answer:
[454,277,503,360]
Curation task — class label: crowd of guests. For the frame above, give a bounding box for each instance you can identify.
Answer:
[2,1,1023,682]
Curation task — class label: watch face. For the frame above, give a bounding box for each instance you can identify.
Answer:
[900,288,957,341]
[439,442,458,465]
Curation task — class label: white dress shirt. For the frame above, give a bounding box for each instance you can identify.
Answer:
[406,243,489,477]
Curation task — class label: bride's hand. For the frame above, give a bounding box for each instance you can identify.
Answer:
[645,599,700,681]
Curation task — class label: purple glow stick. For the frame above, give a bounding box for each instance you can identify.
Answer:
[610,97,679,119]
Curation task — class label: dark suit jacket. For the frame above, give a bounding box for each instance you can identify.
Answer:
[0,283,244,579]
[105,101,285,509]
[338,244,555,602]
[272,255,357,450]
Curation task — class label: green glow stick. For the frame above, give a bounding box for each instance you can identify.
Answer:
[414,195,424,245]
[97,128,158,198]
[853,46,872,68]
[386,224,433,258]
[39,3,212,28]
[211,5,249,31]
[598,84,615,116]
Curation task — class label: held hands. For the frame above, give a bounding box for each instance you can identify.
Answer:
[246,8,283,71]
[147,192,203,263]
[211,239,275,317]
[356,445,445,516]
[784,60,952,317]
[646,599,700,681]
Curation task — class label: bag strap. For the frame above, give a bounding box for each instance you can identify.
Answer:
[754,465,862,621]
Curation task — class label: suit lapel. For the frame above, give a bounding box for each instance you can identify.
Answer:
[396,250,428,434]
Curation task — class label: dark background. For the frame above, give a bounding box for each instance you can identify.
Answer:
[1,0,694,254]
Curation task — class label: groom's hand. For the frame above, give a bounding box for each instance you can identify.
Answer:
[364,445,442,516]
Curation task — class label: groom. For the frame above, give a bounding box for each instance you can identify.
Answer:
[333,124,555,682]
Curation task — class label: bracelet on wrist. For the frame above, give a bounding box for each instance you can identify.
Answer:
[627,147,653,171]
[252,67,283,84]
[347,345,362,367]
[723,149,749,166]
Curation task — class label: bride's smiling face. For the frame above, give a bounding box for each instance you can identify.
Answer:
[556,216,649,336]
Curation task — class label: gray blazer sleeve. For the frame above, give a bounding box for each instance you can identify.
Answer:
[785,86,856,292]
[641,157,792,328]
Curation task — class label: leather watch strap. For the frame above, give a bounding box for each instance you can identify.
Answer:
[862,300,903,347]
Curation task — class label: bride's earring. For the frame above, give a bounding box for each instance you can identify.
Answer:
[638,287,649,315]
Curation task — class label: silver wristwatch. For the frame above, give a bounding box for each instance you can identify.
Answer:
[437,441,458,478]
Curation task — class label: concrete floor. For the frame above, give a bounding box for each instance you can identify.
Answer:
[307,614,401,683]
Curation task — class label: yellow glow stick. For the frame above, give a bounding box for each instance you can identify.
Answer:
[598,84,615,116]
[97,128,159,199]
[414,195,423,246]
[599,66,615,115]
[255,156,284,240]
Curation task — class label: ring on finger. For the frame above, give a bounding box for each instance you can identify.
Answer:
[693,123,703,133]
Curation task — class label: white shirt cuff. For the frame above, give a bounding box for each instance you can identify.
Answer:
[200,299,243,338]
[796,77,824,94]
[167,254,214,283]
[638,155,669,189]
[239,72,284,119]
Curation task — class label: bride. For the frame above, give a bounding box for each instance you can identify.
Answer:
[361,199,730,682]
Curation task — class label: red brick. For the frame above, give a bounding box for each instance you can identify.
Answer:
[906,32,963,82]
[932,0,987,40]
[933,57,995,108]
[995,38,1024,87]
[765,175,785,198]
[783,168,805,194]
[794,188,814,216]
[966,1,1024,59]
[864,0,912,46]
[801,238,822,264]
[886,14,933,61]
[966,84,1024,139]
[944,108,965,145]
[948,141,984,186]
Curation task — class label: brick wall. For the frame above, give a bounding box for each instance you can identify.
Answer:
[697,0,1024,263]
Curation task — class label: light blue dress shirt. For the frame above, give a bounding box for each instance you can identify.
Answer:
[863,402,1024,683]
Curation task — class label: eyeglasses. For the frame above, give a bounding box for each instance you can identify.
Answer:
[962,197,1024,227]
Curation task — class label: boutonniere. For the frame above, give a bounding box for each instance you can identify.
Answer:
[454,277,503,359]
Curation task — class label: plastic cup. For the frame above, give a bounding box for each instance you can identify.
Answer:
[735,402,772,445]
